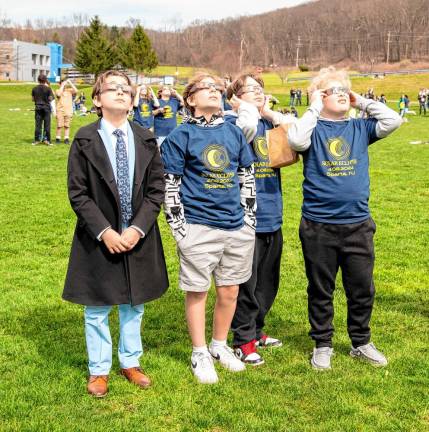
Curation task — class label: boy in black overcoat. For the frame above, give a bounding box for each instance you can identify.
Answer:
[63,70,168,397]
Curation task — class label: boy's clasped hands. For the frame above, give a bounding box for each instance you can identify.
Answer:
[101,227,141,253]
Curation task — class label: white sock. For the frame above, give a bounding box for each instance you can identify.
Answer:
[210,338,227,349]
[56,136,61,140]
[192,345,208,355]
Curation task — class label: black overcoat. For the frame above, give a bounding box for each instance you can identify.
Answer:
[63,120,169,306]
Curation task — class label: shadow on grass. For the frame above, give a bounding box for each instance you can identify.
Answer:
[10,304,87,371]
[376,291,429,319]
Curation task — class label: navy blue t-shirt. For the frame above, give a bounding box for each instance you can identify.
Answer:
[154,97,181,137]
[161,122,254,230]
[225,115,283,233]
[301,118,379,224]
[133,98,155,128]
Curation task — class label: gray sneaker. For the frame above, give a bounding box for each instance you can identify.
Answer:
[350,342,388,366]
[311,347,333,370]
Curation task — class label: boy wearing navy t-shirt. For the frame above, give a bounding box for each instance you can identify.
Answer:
[153,85,184,146]
[162,73,257,384]
[288,67,402,370]
[132,84,159,131]
[225,73,294,366]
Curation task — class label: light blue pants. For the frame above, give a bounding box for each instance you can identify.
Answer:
[84,304,144,375]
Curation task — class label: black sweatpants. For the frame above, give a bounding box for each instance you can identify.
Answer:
[232,228,283,346]
[299,217,376,348]
[34,106,51,142]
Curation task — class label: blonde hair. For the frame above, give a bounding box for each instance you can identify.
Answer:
[308,66,351,95]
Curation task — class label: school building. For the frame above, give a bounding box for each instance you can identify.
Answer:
[0,39,70,82]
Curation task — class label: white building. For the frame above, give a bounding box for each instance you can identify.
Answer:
[0,39,51,81]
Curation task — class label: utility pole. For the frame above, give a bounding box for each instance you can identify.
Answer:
[15,45,19,81]
[386,31,391,64]
[239,34,246,71]
[295,35,302,68]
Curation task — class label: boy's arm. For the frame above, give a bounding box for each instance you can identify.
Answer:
[68,79,78,94]
[67,140,111,240]
[163,173,188,241]
[260,97,293,126]
[238,164,257,229]
[150,87,160,108]
[285,91,325,151]
[230,95,260,143]
[161,135,188,241]
[130,147,165,234]
[133,86,141,107]
[350,92,403,138]
[172,90,184,107]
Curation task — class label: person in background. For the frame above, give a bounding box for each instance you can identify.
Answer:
[289,88,296,106]
[296,88,302,106]
[418,89,427,116]
[31,74,55,146]
[378,94,387,104]
[133,84,159,132]
[55,79,78,144]
[153,85,184,146]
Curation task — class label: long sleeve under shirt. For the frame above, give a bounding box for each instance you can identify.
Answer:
[162,115,256,241]
[286,96,402,224]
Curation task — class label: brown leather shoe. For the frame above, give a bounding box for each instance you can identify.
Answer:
[120,367,151,388]
[87,375,108,397]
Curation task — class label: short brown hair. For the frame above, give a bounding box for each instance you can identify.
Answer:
[182,72,224,115]
[38,74,48,84]
[226,73,264,100]
[91,70,135,117]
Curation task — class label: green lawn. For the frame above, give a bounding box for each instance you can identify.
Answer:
[0,83,428,432]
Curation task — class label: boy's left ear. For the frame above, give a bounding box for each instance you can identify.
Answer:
[93,96,102,108]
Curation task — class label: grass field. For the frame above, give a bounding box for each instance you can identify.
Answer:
[0,80,428,432]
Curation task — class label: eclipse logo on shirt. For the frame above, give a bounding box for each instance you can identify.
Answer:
[253,136,269,160]
[202,144,230,172]
[327,137,351,161]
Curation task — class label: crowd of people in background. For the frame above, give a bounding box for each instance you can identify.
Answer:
[31,75,427,147]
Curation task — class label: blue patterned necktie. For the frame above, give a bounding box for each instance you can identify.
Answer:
[113,129,132,226]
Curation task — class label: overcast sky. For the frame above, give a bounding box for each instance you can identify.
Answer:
[3,0,310,30]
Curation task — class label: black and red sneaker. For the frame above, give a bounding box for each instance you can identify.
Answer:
[256,334,283,348]
[234,339,264,366]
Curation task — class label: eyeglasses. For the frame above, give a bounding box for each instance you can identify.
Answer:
[190,82,225,94]
[237,85,264,96]
[101,83,133,95]
[325,87,350,96]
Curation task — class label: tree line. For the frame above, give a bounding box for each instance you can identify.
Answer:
[1,0,428,74]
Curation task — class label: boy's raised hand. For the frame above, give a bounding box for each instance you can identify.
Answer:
[101,228,129,254]
[120,227,141,251]
[349,90,362,108]
[229,94,243,111]
[310,89,327,104]
[260,95,273,115]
